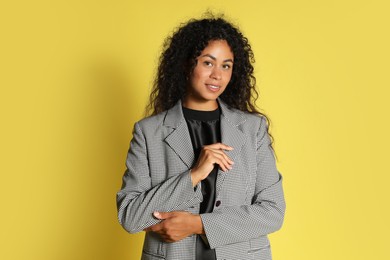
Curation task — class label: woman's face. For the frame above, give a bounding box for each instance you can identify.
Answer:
[184,40,234,109]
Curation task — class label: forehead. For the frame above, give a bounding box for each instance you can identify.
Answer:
[199,40,234,59]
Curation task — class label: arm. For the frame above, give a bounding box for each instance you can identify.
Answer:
[116,122,203,234]
[144,211,204,242]
[142,143,235,242]
[200,117,286,249]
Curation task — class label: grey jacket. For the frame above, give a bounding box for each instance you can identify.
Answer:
[117,99,286,260]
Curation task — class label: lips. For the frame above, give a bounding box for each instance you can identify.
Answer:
[206,84,220,92]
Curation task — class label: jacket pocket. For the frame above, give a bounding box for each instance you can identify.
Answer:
[247,244,270,253]
[141,250,165,260]
[247,236,272,259]
[142,232,166,260]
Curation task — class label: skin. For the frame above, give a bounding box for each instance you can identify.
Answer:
[183,40,234,111]
[145,40,235,242]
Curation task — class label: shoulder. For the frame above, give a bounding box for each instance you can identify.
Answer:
[134,111,167,132]
[228,109,269,145]
[244,111,267,125]
[219,99,266,128]
[230,107,267,130]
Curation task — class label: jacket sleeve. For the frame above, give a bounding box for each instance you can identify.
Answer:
[116,122,203,234]
[200,117,286,249]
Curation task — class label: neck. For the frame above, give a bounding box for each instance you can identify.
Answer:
[182,98,218,111]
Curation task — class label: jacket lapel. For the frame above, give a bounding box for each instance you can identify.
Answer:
[163,100,195,169]
[162,99,247,193]
[216,99,247,193]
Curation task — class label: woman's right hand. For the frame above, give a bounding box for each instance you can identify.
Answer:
[190,143,234,187]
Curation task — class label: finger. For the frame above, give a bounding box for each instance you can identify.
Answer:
[198,149,231,172]
[207,148,234,164]
[144,226,156,232]
[204,143,233,151]
[153,211,162,219]
[145,223,163,232]
[202,147,233,166]
[162,234,180,243]
[212,157,230,172]
[209,152,233,171]
[163,237,175,243]
[153,211,172,220]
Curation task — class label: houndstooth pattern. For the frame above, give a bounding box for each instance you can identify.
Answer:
[117,99,286,260]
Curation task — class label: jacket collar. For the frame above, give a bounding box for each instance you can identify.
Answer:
[163,98,247,128]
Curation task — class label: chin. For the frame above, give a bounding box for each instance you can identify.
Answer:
[205,90,224,99]
[202,94,221,101]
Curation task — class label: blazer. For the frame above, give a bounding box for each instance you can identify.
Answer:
[117,99,286,260]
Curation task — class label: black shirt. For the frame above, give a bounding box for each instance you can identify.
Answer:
[182,106,220,260]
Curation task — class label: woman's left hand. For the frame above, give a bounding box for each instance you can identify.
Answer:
[144,211,204,242]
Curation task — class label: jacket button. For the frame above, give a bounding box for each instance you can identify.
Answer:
[215,200,221,207]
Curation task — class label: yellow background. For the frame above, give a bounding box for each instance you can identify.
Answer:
[1,0,389,259]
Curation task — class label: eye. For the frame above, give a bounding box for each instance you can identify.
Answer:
[203,61,213,67]
[222,64,231,70]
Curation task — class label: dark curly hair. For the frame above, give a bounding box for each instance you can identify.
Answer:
[145,15,274,145]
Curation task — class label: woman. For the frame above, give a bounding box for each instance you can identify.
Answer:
[117,16,286,260]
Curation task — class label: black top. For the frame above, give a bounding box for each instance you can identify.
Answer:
[182,106,220,260]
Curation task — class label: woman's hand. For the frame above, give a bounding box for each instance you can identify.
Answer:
[190,143,234,186]
[144,211,204,242]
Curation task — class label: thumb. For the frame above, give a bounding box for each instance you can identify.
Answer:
[153,211,171,220]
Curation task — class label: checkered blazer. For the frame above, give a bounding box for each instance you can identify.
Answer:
[117,99,286,260]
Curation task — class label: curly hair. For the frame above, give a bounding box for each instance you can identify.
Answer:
[145,15,274,145]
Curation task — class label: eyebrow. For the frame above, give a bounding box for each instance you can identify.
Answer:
[200,54,234,63]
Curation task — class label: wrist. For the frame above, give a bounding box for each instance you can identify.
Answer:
[190,169,201,187]
[192,215,204,235]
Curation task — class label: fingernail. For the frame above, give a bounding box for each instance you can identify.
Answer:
[154,211,160,218]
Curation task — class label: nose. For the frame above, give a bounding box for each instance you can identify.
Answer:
[210,67,222,80]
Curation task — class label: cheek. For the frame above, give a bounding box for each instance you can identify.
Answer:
[191,69,207,84]
[190,73,201,86]
[224,72,233,84]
